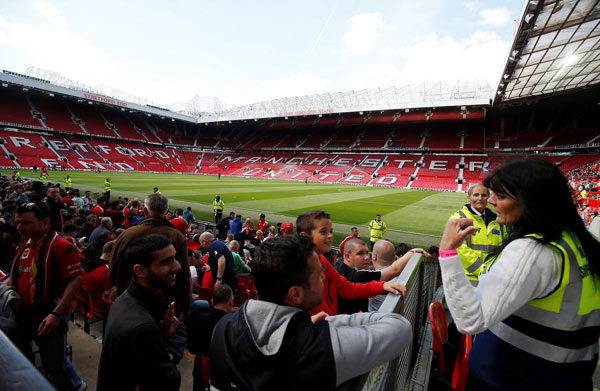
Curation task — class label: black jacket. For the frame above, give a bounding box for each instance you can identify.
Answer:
[334,261,381,315]
[97,282,186,391]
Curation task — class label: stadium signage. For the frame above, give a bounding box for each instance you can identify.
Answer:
[6,135,176,170]
[83,93,128,107]
[276,109,335,117]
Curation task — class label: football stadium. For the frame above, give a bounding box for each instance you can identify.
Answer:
[0,0,599,390]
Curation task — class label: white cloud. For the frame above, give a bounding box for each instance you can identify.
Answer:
[479,8,510,26]
[33,0,66,26]
[362,30,510,88]
[464,2,475,9]
[0,14,113,86]
[344,12,383,54]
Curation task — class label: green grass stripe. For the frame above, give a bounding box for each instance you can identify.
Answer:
[282,190,436,226]
[231,187,408,212]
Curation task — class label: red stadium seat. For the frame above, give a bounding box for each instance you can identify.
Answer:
[428,300,449,373]
[452,334,473,391]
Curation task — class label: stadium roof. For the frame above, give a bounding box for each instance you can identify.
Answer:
[197,80,493,123]
[0,68,198,123]
[495,0,600,104]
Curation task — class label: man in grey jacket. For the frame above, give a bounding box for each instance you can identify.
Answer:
[211,235,412,390]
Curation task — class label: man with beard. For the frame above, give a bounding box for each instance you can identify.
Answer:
[98,234,185,391]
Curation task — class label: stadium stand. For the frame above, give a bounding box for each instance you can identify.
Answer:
[0,89,42,127]
[0,79,597,193]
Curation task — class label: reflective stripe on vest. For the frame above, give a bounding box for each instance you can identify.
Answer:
[453,206,504,283]
[369,220,385,241]
[489,321,598,363]
[485,231,600,363]
[466,257,484,273]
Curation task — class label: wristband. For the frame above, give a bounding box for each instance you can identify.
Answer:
[439,249,458,258]
[50,311,63,318]
[216,277,223,281]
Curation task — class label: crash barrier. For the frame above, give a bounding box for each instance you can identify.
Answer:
[356,253,441,391]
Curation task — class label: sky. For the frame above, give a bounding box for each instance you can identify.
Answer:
[0,0,524,109]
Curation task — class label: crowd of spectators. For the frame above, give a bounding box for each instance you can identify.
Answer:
[568,160,600,225]
[0,172,420,390]
[1,159,596,390]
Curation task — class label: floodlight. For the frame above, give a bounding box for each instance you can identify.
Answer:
[524,13,534,23]
[1,83,7,87]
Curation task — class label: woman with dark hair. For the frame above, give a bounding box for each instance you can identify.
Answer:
[439,159,600,390]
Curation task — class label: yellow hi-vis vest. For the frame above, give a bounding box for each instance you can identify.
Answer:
[368,220,386,242]
[481,230,600,363]
[213,200,225,211]
[450,205,505,286]
[104,180,111,192]
[39,174,47,184]
[65,177,72,188]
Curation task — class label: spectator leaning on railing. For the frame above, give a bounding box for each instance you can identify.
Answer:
[210,235,412,390]
[439,159,600,390]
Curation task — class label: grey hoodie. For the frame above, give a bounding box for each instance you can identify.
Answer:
[211,299,412,389]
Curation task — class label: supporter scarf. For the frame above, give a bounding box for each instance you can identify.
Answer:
[10,229,57,305]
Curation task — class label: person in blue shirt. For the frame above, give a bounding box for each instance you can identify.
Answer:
[182,207,195,224]
[199,232,238,292]
[229,214,243,237]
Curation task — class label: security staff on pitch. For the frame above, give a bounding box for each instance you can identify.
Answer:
[368,214,387,251]
[104,178,111,202]
[449,183,505,286]
[64,175,72,191]
[213,195,225,223]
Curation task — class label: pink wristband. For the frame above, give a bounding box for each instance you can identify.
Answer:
[439,249,458,258]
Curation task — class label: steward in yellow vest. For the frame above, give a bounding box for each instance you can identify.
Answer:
[213,195,225,223]
[450,184,505,286]
[439,159,600,390]
[64,175,72,190]
[104,178,111,201]
[474,230,600,389]
[368,214,387,250]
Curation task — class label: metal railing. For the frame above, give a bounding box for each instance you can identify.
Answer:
[356,253,440,391]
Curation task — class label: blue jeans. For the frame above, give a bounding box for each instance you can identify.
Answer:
[18,315,84,391]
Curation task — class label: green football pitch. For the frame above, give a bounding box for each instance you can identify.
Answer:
[7,170,468,248]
